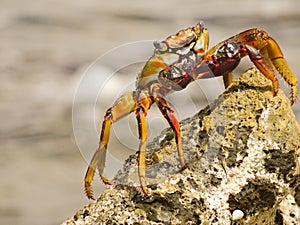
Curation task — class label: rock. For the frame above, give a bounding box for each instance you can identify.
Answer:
[62,68,300,225]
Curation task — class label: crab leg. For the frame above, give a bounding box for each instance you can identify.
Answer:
[233,29,297,104]
[222,72,234,89]
[263,37,298,105]
[155,96,186,170]
[135,92,187,197]
[243,44,279,96]
[84,91,137,200]
[135,92,153,197]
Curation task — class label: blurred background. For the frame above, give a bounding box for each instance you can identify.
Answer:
[1,0,299,224]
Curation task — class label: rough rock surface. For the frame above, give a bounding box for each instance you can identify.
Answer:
[62,68,300,225]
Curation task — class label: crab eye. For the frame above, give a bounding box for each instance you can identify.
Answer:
[199,21,205,30]
[153,41,168,52]
[194,21,205,34]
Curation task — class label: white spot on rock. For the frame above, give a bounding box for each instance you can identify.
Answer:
[232,209,244,220]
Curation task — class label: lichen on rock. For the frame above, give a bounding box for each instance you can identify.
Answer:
[62,68,300,225]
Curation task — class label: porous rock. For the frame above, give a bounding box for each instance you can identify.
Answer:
[62,68,300,225]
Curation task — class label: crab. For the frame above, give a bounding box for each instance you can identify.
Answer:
[84,21,298,200]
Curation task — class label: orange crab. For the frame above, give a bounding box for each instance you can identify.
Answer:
[84,21,297,200]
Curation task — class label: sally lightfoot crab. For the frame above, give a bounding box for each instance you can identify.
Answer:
[84,21,298,200]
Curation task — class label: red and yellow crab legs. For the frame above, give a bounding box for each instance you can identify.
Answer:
[136,91,186,197]
[155,96,186,169]
[135,92,152,198]
[84,91,137,200]
[263,35,298,104]
[196,28,297,104]
[236,29,297,104]
[85,88,186,199]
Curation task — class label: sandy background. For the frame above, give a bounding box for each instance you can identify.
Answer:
[1,1,300,224]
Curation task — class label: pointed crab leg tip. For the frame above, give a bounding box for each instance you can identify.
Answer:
[89,195,96,200]
[290,88,297,106]
[290,98,296,106]
[145,194,151,199]
[84,182,95,200]
[102,178,113,186]
[143,191,151,199]
[105,181,112,186]
[140,186,151,198]
[85,191,95,200]
[100,175,113,186]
